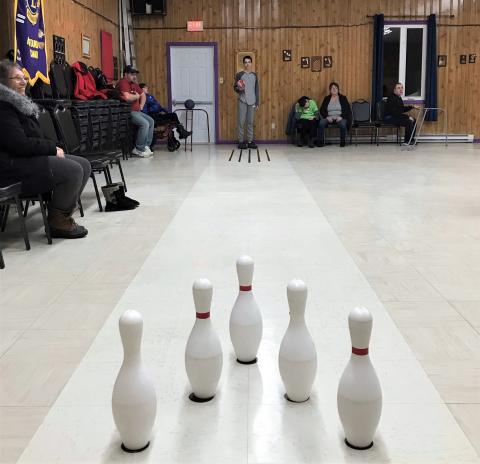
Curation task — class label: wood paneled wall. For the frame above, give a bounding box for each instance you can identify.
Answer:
[0,0,119,71]
[133,0,480,140]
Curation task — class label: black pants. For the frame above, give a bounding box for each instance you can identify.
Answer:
[151,112,181,126]
[297,119,318,141]
[387,115,416,143]
[49,154,91,212]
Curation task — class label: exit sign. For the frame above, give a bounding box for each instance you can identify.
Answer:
[187,20,204,32]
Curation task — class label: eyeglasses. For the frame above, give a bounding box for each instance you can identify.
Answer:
[9,76,28,82]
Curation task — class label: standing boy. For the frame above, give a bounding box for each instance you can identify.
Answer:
[234,56,259,149]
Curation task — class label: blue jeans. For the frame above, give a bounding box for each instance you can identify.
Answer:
[131,111,154,151]
[318,118,348,143]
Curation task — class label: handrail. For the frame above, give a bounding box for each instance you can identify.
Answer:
[173,108,211,152]
[406,107,448,149]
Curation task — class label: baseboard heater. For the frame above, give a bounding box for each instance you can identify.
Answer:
[347,134,474,143]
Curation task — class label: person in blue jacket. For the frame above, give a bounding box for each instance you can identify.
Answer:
[139,83,191,139]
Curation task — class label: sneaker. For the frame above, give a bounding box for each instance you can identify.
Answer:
[132,147,152,158]
[247,141,257,149]
[238,141,248,149]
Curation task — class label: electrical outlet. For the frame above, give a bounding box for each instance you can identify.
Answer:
[271,122,276,129]
[219,77,224,84]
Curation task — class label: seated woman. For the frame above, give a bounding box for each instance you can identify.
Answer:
[139,83,191,139]
[0,60,91,239]
[295,96,319,148]
[318,82,352,147]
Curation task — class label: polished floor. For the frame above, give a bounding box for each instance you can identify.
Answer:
[1,143,479,463]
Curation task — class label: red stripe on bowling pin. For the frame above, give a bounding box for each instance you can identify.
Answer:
[196,312,210,319]
[240,285,252,291]
[352,347,369,356]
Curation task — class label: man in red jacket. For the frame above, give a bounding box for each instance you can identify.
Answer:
[116,65,153,157]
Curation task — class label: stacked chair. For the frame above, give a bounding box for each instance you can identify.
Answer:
[31,61,132,212]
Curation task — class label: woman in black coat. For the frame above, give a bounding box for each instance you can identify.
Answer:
[0,60,90,238]
[318,82,352,147]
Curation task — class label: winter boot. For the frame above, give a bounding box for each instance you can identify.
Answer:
[47,208,88,239]
[102,184,136,212]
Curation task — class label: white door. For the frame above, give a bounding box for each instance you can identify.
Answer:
[170,46,215,143]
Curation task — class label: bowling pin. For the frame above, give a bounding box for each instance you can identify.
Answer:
[185,278,223,402]
[112,310,157,453]
[279,279,317,402]
[229,255,263,364]
[337,307,382,450]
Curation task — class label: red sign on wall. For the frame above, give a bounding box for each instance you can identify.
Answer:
[187,20,204,32]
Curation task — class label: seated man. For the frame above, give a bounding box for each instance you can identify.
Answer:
[295,96,319,148]
[384,82,418,145]
[139,83,191,139]
[116,65,153,158]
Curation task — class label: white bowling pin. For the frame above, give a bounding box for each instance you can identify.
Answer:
[337,307,382,450]
[229,255,263,364]
[185,278,223,402]
[112,310,157,453]
[279,279,317,402]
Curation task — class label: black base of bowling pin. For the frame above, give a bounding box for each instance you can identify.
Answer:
[236,357,257,365]
[284,393,310,403]
[189,393,215,403]
[345,438,374,450]
[121,442,150,453]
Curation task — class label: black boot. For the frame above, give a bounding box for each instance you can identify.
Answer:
[107,183,139,207]
[177,124,192,139]
[102,185,136,212]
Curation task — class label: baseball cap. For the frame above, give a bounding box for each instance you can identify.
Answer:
[123,65,139,74]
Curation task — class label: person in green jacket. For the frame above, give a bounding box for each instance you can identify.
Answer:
[295,96,319,148]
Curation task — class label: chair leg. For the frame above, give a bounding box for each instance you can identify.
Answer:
[0,248,4,269]
[1,204,10,232]
[104,166,112,184]
[14,196,30,250]
[78,197,84,217]
[116,159,127,191]
[38,195,52,245]
[90,172,103,212]
[23,200,29,217]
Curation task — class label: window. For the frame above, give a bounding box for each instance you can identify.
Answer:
[383,24,427,100]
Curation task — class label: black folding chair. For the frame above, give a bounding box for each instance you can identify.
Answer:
[52,106,113,212]
[375,100,401,145]
[350,100,376,145]
[0,182,31,251]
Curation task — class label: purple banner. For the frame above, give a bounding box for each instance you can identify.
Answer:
[14,0,49,85]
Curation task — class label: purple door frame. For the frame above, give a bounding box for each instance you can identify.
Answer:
[166,42,219,143]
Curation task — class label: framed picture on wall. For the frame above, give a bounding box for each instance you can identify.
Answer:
[235,50,256,73]
[301,57,310,68]
[283,50,292,61]
[311,56,322,72]
[81,34,91,59]
[437,55,447,67]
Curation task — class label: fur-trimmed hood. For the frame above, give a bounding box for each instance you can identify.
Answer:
[0,83,39,118]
